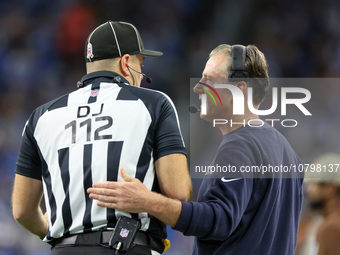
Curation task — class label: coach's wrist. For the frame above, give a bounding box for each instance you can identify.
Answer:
[147,192,182,228]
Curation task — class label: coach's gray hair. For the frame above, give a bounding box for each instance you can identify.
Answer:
[209,44,269,105]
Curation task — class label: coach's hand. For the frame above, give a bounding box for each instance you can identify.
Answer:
[87,167,150,213]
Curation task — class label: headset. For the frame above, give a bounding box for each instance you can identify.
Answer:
[125,62,152,84]
[228,44,250,81]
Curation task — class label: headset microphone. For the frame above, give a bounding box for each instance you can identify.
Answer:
[125,63,152,83]
[189,105,200,113]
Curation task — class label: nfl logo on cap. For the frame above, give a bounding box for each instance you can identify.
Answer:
[87,42,94,60]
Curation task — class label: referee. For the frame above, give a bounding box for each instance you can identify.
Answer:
[12,21,192,255]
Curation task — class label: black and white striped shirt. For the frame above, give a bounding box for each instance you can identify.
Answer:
[16,71,186,242]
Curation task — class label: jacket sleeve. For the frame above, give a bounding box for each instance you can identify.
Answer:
[173,148,254,240]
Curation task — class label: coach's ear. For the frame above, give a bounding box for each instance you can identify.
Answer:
[236,81,248,93]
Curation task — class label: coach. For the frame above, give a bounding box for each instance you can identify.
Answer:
[88,44,304,255]
[12,21,192,255]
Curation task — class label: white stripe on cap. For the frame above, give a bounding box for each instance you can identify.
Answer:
[119,21,142,52]
[109,21,122,57]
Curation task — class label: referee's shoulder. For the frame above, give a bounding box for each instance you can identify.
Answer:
[39,93,69,113]
[120,83,172,104]
[22,93,69,132]
[29,93,69,120]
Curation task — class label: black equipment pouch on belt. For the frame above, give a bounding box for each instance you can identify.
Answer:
[109,216,140,254]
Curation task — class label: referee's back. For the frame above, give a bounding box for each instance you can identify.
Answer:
[12,20,191,255]
[16,71,187,242]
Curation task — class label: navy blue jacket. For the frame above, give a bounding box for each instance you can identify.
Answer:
[174,124,303,255]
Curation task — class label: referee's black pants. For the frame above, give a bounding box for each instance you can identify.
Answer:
[52,245,160,255]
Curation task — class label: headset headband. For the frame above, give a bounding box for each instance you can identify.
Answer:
[228,44,250,81]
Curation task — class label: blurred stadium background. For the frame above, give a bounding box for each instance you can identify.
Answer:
[1,0,340,254]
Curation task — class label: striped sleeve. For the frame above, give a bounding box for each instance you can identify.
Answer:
[16,112,42,180]
[153,95,186,160]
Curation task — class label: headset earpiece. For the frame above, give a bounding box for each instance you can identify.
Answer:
[125,62,129,67]
[228,45,250,81]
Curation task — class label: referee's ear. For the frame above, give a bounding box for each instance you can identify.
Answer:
[120,54,131,77]
[120,167,136,182]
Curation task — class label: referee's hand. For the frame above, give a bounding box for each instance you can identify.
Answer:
[87,167,151,213]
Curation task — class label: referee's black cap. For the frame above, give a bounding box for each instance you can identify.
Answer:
[85,21,163,62]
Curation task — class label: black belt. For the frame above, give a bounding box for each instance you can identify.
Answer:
[52,230,164,254]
